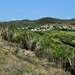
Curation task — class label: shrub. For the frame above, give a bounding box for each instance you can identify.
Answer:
[38,69,46,75]
[1,29,14,41]
[0,56,6,64]
[24,65,32,73]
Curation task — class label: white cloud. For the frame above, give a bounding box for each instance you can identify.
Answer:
[11,18,18,21]
[39,16,46,18]
[66,17,71,20]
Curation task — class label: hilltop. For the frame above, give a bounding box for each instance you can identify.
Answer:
[1,17,74,32]
[5,17,75,28]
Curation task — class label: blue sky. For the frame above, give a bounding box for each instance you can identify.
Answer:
[0,0,75,21]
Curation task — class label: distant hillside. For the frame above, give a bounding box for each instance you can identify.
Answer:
[1,17,75,29]
[6,17,60,28]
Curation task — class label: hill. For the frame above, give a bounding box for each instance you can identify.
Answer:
[0,17,75,75]
[5,17,75,28]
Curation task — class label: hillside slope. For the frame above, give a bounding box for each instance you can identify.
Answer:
[0,31,68,75]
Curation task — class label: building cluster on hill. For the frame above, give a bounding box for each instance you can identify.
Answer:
[30,24,75,31]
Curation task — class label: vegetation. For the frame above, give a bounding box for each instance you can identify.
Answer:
[0,17,75,75]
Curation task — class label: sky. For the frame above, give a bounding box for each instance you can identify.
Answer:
[0,0,75,21]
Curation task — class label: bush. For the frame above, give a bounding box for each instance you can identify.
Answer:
[0,56,6,64]
[1,29,14,41]
[24,65,32,73]
[38,69,46,75]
